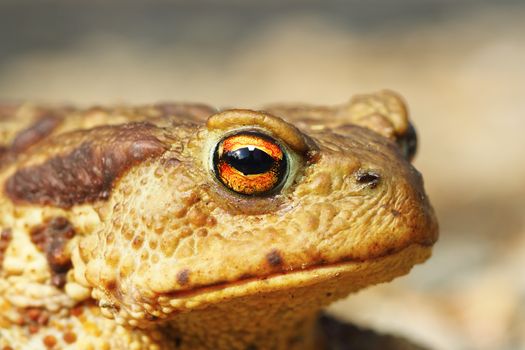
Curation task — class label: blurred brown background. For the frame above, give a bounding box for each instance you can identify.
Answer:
[1,1,524,349]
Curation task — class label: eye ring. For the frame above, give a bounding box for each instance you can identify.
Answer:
[212,131,288,196]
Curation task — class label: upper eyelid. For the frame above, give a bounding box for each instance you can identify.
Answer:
[206,109,309,154]
[218,131,284,153]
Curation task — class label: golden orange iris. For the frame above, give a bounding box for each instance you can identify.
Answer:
[213,132,287,195]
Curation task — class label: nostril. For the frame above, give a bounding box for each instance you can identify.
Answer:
[356,171,381,189]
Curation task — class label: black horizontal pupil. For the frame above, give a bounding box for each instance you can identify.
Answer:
[224,147,275,175]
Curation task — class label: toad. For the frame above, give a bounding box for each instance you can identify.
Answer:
[0,91,438,349]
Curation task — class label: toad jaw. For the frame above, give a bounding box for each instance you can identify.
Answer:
[155,243,433,310]
[131,245,433,350]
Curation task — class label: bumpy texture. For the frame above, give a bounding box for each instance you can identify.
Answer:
[0,92,438,349]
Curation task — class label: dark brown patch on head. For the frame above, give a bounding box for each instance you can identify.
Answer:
[11,112,63,154]
[30,217,75,288]
[356,171,381,189]
[177,269,190,286]
[266,249,283,267]
[0,229,13,269]
[0,108,67,170]
[5,123,168,208]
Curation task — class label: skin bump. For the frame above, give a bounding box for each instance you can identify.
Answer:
[0,110,65,171]
[266,249,283,267]
[177,269,191,286]
[10,112,63,154]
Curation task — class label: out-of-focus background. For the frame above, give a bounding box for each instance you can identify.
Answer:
[1,1,524,349]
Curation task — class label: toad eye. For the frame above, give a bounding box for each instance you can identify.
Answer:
[213,132,288,195]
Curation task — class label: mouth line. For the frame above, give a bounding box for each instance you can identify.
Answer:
[164,242,433,300]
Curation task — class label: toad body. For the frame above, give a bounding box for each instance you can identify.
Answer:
[0,91,438,349]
